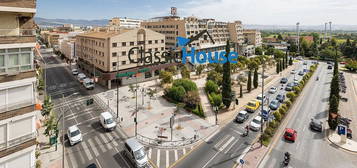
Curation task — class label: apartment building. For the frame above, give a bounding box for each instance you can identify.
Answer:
[60,39,75,62]
[243,29,262,46]
[76,28,176,88]
[108,17,142,29]
[141,15,244,58]
[0,0,38,168]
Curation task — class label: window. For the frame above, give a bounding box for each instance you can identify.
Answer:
[155,48,158,51]
[155,40,158,44]
[154,70,160,76]
[121,61,126,65]
[112,52,117,57]
[112,62,117,66]
[148,40,152,44]
[130,42,134,46]
[148,49,152,52]
[112,43,117,47]
[9,54,19,66]
[161,47,164,51]
[161,39,164,43]
[122,42,126,46]
[121,51,126,56]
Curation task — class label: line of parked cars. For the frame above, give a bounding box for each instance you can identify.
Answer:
[72,68,95,90]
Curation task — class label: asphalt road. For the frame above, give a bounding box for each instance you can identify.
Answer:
[259,63,357,168]
[173,61,307,168]
[41,51,137,168]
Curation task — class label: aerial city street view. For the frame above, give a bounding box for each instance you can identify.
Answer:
[1,0,357,168]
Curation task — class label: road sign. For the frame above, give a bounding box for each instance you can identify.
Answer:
[338,125,347,135]
[240,159,244,164]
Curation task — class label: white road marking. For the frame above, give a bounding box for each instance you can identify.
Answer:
[219,136,235,152]
[202,152,219,168]
[157,149,161,167]
[214,135,230,149]
[67,151,78,168]
[235,146,250,164]
[88,139,100,156]
[174,150,178,161]
[224,139,239,154]
[205,128,220,142]
[94,136,107,153]
[166,150,169,168]
[114,147,132,168]
[183,148,186,155]
[81,141,93,160]
[95,158,103,168]
[99,133,112,149]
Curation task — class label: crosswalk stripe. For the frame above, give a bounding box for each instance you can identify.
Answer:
[157,149,160,167]
[174,150,178,161]
[98,133,112,149]
[67,151,78,168]
[148,148,152,159]
[214,135,230,149]
[88,139,100,156]
[64,154,70,168]
[219,136,235,152]
[81,141,93,160]
[94,136,107,153]
[166,150,169,168]
[224,139,238,154]
[76,144,87,164]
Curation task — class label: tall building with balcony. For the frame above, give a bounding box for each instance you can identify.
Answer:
[243,29,262,46]
[0,0,38,168]
[76,28,175,88]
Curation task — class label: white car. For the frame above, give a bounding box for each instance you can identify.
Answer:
[67,125,82,146]
[77,73,86,83]
[290,70,296,74]
[269,87,277,94]
[250,116,262,131]
[256,94,267,104]
[72,69,79,75]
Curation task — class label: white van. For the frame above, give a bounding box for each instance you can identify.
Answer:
[124,138,149,168]
[99,112,116,131]
[77,73,86,83]
[83,78,94,90]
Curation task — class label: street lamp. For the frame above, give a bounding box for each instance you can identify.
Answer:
[260,52,265,147]
[213,106,218,125]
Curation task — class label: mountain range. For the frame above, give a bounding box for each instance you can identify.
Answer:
[35,17,357,31]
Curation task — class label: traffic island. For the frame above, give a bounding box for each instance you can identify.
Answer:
[327,130,357,153]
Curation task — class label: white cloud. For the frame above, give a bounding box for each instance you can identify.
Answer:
[179,0,357,25]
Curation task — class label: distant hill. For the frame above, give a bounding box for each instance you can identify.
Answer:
[35,17,109,26]
[244,24,357,31]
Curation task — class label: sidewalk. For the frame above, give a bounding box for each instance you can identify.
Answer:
[327,130,357,153]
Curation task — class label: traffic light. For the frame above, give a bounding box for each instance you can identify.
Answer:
[86,98,94,106]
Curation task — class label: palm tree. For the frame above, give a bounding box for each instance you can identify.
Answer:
[146,88,157,109]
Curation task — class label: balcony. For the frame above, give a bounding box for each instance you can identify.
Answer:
[0,0,36,9]
[0,29,36,44]
[0,132,36,152]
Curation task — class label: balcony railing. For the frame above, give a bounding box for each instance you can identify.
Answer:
[0,29,36,37]
[0,132,36,151]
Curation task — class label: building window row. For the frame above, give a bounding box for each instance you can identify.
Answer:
[0,48,33,74]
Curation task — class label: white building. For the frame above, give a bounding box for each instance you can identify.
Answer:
[0,0,38,168]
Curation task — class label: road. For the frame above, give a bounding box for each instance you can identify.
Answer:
[259,63,357,168]
[41,51,136,168]
[173,61,307,168]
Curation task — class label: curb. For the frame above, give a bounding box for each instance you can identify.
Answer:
[326,130,357,154]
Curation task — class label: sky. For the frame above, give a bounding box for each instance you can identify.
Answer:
[37,0,357,25]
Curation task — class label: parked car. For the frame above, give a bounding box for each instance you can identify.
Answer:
[124,138,149,168]
[290,70,296,74]
[250,116,262,131]
[261,107,271,121]
[269,100,280,110]
[99,112,117,131]
[67,125,82,146]
[327,61,332,64]
[245,100,260,113]
[303,61,307,65]
[310,119,323,132]
[293,79,299,86]
[77,73,86,83]
[236,111,249,123]
[328,65,333,69]
[72,69,79,75]
[256,94,267,104]
[83,78,95,90]
[285,83,294,91]
[298,71,304,76]
[276,94,285,103]
[86,163,97,168]
[280,78,288,84]
[284,128,297,142]
[269,87,277,94]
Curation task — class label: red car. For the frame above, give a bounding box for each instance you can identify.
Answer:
[284,128,297,142]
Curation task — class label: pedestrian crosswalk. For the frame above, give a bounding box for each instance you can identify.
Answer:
[147,146,194,168]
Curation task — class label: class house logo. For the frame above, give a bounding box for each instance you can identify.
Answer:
[127,30,238,65]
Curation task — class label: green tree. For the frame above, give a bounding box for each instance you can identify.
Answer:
[279,60,283,72]
[167,66,177,74]
[236,74,246,98]
[159,70,173,84]
[207,71,223,86]
[128,84,139,98]
[183,91,200,108]
[146,88,157,109]
[253,68,258,88]
[282,56,286,69]
[247,70,252,92]
[181,66,190,79]
[255,47,263,55]
[41,96,54,118]
[196,65,205,76]
[222,41,232,108]
[211,93,222,107]
[329,95,339,114]
[277,34,283,40]
[173,79,198,92]
[43,113,57,138]
[166,86,186,102]
[205,80,219,93]
[274,49,285,59]
[276,61,280,74]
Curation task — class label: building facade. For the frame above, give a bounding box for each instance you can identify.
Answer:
[76,28,176,88]
[243,29,262,46]
[108,17,142,29]
[0,0,38,168]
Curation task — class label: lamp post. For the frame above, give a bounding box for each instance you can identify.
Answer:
[116,50,120,120]
[260,53,265,147]
[214,106,218,125]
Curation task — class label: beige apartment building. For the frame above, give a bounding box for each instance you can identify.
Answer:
[243,29,262,46]
[76,28,176,88]
[108,17,142,29]
[141,16,244,55]
[0,0,38,168]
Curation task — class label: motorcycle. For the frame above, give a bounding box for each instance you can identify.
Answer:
[283,152,290,167]
[242,126,249,137]
[316,77,319,81]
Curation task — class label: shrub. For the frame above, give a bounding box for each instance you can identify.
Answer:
[265,127,275,137]
[205,80,219,94]
[192,104,205,118]
[286,92,295,99]
[273,111,282,121]
[159,70,173,84]
[279,107,287,116]
[36,160,41,168]
[166,86,186,102]
[293,86,301,94]
[269,120,279,129]
[210,92,223,107]
[285,100,292,108]
[281,104,288,111]
[35,150,41,159]
[173,79,198,92]
[299,80,305,86]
